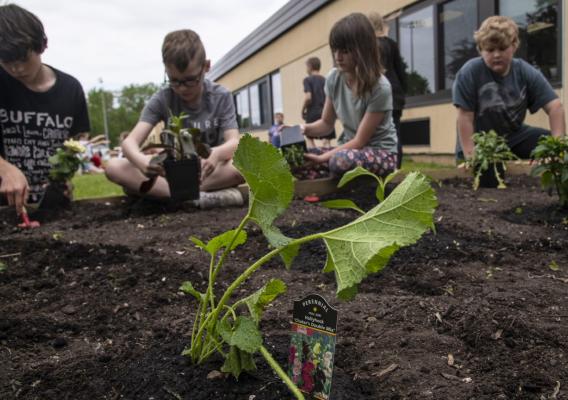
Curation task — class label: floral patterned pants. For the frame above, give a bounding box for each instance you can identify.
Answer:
[293,147,398,180]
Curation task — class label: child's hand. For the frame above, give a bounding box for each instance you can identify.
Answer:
[142,153,166,177]
[201,152,219,181]
[304,152,327,164]
[0,162,29,214]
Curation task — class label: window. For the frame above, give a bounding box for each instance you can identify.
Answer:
[439,0,478,89]
[499,0,560,81]
[271,72,283,114]
[234,73,279,130]
[400,6,435,96]
[401,118,430,145]
[386,19,397,41]
[258,80,270,125]
[250,84,261,126]
[388,0,561,106]
[235,90,250,129]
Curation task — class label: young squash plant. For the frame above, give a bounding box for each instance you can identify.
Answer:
[180,135,437,399]
[466,130,517,190]
[531,135,568,208]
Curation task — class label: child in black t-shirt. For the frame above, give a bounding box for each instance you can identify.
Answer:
[0,4,90,212]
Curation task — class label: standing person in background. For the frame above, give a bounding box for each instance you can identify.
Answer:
[289,13,398,180]
[368,12,406,169]
[0,4,90,212]
[267,112,284,148]
[302,57,335,148]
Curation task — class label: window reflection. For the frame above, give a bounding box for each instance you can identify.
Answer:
[400,6,435,95]
[250,84,261,126]
[258,80,269,125]
[440,0,478,89]
[235,90,250,129]
[500,0,559,81]
[271,72,283,114]
[387,19,397,41]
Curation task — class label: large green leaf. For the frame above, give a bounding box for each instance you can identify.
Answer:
[218,316,263,354]
[221,345,257,379]
[243,279,287,324]
[233,135,298,266]
[190,229,248,257]
[321,172,437,300]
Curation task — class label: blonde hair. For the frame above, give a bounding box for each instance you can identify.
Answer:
[474,16,519,51]
[368,11,385,34]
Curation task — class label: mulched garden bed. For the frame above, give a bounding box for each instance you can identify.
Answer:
[1,174,567,400]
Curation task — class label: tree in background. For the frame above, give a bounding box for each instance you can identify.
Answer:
[87,83,159,146]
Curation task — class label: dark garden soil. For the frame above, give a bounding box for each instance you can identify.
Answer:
[1,174,568,400]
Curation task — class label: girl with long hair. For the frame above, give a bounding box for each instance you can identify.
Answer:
[299,12,398,178]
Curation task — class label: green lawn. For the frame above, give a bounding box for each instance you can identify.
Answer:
[72,173,124,200]
[69,157,453,200]
[400,158,453,172]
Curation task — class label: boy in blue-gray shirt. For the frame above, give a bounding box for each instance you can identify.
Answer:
[453,16,565,160]
[105,29,244,208]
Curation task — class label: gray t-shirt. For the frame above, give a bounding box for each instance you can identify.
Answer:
[452,57,557,147]
[325,68,397,153]
[140,79,238,146]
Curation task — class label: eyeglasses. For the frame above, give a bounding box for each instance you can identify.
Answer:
[165,65,205,89]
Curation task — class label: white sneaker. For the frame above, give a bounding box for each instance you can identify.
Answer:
[199,188,244,209]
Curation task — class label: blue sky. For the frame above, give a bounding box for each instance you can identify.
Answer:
[12,0,289,92]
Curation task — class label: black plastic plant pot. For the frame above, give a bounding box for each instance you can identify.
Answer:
[38,181,71,211]
[164,157,200,202]
[477,163,505,188]
[280,125,307,151]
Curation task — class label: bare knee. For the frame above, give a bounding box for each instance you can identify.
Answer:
[105,158,134,185]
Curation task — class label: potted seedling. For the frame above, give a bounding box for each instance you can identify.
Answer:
[531,135,568,208]
[466,130,517,190]
[280,125,307,170]
[142,111,209,201]
[39,139,86,211]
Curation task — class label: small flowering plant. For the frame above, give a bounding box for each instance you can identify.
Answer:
[37,139,86,212]
[48,139,86,182]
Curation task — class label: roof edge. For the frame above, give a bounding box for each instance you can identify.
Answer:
[208,0,332,81]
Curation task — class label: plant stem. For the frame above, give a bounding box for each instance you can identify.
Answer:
[212,215,250,282]
[208,256,216,310]
[191,214,250,360]
[259,345,305,400]
[207,233,320,349]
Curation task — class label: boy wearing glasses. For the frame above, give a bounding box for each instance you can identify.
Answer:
[0,4,90,213]
[106,29,244,207]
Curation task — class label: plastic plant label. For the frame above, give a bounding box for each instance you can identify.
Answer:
[288,294,337,400]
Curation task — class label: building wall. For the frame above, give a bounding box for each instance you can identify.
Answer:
[216,0,567,154]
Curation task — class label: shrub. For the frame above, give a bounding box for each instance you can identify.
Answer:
[531,135,568,208]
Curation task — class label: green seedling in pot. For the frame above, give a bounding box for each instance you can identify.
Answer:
[180,135,437,399]
[31,139,86,224]
[466,130,518,190]
[139,111,208,196]
[531,135,568,208]
[281,144,305,168]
